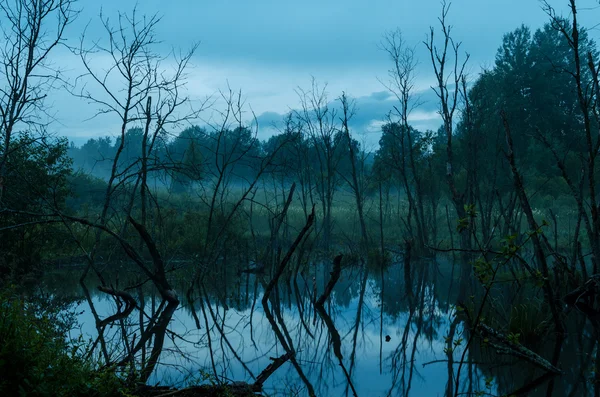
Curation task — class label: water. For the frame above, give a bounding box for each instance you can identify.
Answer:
[44,258,594,396]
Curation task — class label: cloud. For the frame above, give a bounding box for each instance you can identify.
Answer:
[255,111,286,129]
[49,0,582,146]
[253,88,443,149]
[408,110,441,123]
[369,91,394,101]
[81,0,557,70]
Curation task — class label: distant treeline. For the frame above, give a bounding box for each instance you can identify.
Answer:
[65,19,589,233]
[67,125,371,193]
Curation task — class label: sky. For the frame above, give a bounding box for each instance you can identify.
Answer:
[41,0,600,147]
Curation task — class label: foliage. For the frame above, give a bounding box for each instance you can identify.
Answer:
[0,135,74,280]
[0,289,126,397]
[2,134,72,211]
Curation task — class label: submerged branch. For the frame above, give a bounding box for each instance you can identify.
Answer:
[252,352,293,391]
[476,323,563,375]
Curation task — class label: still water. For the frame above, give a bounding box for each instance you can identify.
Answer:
[44,258,593,396]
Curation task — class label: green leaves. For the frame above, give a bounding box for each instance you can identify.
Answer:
[473,257,494,288]
[507,332,521,345]
[0,291,126,397]
[457,204,478,233]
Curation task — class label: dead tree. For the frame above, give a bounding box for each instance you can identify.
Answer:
[0,0,76,202]
[381,29,429,250]
[424,0,471,296]
[72,8,201,281]
[295,79,343,252]
[338,93,369,249]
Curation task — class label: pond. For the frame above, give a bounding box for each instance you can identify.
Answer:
[43,256,593,397]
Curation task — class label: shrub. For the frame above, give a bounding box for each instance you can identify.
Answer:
[0,290,125,397]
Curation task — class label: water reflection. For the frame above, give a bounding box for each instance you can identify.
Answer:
[43,256,594,396]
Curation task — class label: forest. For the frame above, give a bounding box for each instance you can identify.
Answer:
[2,0,600,396]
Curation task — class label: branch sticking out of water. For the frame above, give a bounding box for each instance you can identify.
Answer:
[476,323,563,375]
[262,204,315,304]
[97,286,137,327]
[316,254,343,305]
[253,352,293,391]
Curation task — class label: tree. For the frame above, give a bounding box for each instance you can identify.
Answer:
[0,134,72,278]
[295,79,345,251]
[380,29,433,249]
[339,93,369,248]
[166,126,204,193]
[0,0,76,204]
[425,2,472,316]
[73,8,199,280]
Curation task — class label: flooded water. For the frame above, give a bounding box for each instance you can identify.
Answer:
[44,257,594,397]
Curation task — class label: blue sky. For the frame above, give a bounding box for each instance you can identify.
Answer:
[49,0,599,147]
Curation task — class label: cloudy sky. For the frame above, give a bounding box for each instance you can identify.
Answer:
[45,0,600,147]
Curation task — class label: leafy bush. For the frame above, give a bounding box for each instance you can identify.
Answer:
[0,290,125,397]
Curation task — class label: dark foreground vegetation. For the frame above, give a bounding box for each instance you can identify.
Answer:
[3,0,600,396]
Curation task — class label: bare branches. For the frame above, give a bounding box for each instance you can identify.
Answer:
[380,29,421,122]
[70,8,203,284]
[294,79,342,250]
[424,0,470,155]
[0,0,76,181]
[294,79,338,152]
[424,0,470,239]
[338,92,369,248]
[263,205,315,304]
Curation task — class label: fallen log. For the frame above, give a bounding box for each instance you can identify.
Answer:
[135,382,258,397]
[253,351,293,390]
[133,348,293,397]
[476,323,562,375]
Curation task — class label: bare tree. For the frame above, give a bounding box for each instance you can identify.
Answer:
[0,0,76,202]
[338,93,369,249]
[72,8,201,280]
[295,79,343,252]
[381,29,430,250]
[425,1,469,212]
[184,88,299,305]
[424,1,471,293]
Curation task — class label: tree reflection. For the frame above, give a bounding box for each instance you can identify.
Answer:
[70,244,598,396]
